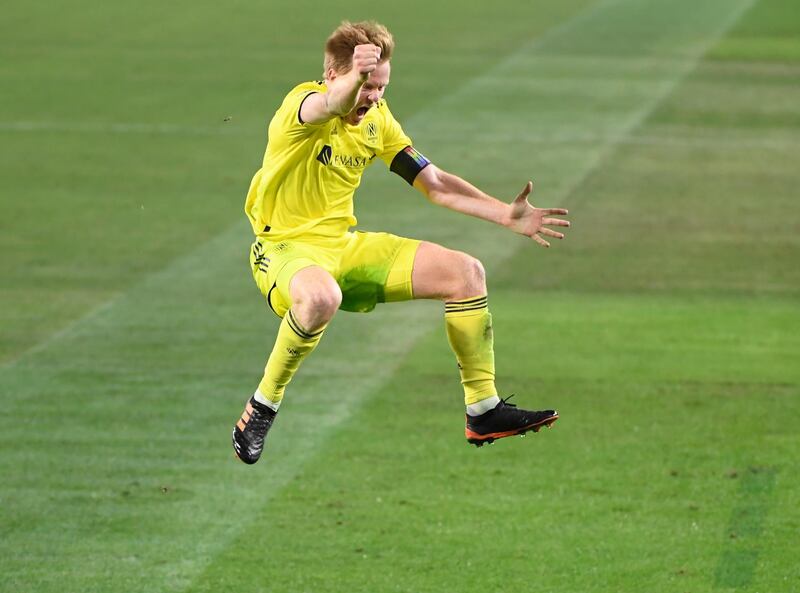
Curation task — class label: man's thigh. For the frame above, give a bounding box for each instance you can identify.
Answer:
[336,231,421,311]
[408,241,482,301]
[250,239,336,318]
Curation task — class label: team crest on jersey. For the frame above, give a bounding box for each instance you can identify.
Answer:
[363,121,378,144]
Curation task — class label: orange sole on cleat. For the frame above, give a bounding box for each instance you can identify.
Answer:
[466,413,559,446]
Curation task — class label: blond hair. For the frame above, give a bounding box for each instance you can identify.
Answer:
[324,20,394,75]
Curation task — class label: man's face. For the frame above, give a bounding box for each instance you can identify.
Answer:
[343,60,391,125]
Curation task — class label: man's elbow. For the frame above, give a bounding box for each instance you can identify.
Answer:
[414,166,447,205]
[425,188,448,206]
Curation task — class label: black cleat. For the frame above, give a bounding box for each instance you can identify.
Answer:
[466,396,558,447]
[232,396,277,464]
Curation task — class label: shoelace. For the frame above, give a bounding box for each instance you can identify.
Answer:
[501,394,517,408]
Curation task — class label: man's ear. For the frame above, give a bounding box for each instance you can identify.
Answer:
[325,68,338,82]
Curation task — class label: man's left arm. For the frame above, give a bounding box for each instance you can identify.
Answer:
[412,164,570,248]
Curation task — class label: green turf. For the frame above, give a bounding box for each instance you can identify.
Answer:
[190,293,800,593]
[2,0,799,591]
[710,0,800,61]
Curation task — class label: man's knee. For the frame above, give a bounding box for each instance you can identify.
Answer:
[456,253,486,297]
[438,252,486,301]
[289,268,342,329]
[465,255,486,290]
[298,288,342,318]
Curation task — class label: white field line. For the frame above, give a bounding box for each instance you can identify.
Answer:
[425,131,799,151]
[3,119,796,151]
[0,297,121,369]
[532,134,797,151]
[0,120,246,135]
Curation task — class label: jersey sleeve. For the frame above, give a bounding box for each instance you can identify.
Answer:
[377,101,432,184]
[268,82,326,144]
[377,102,414,166]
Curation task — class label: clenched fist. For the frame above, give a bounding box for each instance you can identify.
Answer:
[352,44,381,81]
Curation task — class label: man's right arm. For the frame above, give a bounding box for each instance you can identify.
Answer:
[299,44,381,125]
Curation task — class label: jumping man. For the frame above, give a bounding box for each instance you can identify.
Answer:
[232,20,570,464]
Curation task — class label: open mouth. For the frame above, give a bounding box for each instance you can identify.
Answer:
[356,106,370,117]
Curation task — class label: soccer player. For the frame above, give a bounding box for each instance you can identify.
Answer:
[232,21,570,464]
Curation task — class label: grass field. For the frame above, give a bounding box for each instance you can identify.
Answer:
[1,0,799,591]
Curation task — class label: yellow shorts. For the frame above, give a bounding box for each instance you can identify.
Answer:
[249,231,421,318]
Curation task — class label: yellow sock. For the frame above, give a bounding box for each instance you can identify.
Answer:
[444,295,497,406]
[257,309,325,407]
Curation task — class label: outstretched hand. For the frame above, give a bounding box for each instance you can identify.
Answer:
[506,181,570,247]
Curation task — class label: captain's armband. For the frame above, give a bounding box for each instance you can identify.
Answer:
[390,146,431,185]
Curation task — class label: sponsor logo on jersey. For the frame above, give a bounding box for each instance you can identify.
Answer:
[332,154,369,168]
[316,145,370,169]
[316,145,332,165]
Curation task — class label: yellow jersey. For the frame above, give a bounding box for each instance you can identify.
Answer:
[245,81,414,241]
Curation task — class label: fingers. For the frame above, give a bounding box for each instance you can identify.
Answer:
[539,227,564,239]
[532,234,550,248]
[354,43,381,58]
[514,181,533,203]
[542,217,570,228]
[353,44,382,77]
[541,208,568,215]
[538,216,568,241]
